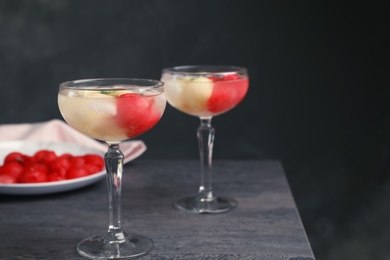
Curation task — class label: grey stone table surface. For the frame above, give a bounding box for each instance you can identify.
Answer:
[0,160,315,260]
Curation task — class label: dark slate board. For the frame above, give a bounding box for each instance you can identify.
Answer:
[0,160,315,259]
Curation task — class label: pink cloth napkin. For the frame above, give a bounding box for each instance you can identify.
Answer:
[0,119,147,164]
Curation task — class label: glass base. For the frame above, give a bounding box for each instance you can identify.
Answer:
[77,233,153,259]
[174,196,237,214]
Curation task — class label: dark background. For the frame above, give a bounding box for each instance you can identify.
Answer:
[0,1,389,259]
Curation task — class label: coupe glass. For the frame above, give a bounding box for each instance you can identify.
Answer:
[161,65,249,214]
[58,78,166,259]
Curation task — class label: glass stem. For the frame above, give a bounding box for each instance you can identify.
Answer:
[105,143,126,242]
[197,117,215,202]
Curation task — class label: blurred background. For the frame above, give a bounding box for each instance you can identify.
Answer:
[0,1,388,259]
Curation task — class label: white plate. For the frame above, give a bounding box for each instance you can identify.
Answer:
[0,141,106,195]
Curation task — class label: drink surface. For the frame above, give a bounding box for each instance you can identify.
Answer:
[58,89,166,143]
[161,73,248,117]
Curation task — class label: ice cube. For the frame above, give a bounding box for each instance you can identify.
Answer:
[87,99,117,115]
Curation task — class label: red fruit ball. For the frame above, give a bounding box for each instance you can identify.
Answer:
[116,93,161,138]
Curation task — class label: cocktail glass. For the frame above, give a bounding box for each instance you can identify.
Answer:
[58,78,166,259]
[161,65,249,214]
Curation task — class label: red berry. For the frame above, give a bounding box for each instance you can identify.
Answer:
[33,150,57,164]
[59,153,73,160]
[0,162,24,180]
[70,156,85,168]
[3,152,25,165]
[66,167,89,179]
[0,174,17,184]
[20,165,48,183]
[47,172,67,182]
[83,154,104,170]
[49,157,71,175]
[83,163,101,175]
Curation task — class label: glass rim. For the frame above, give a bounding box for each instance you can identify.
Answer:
[59,78,164,90]
[162,65,247,75]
